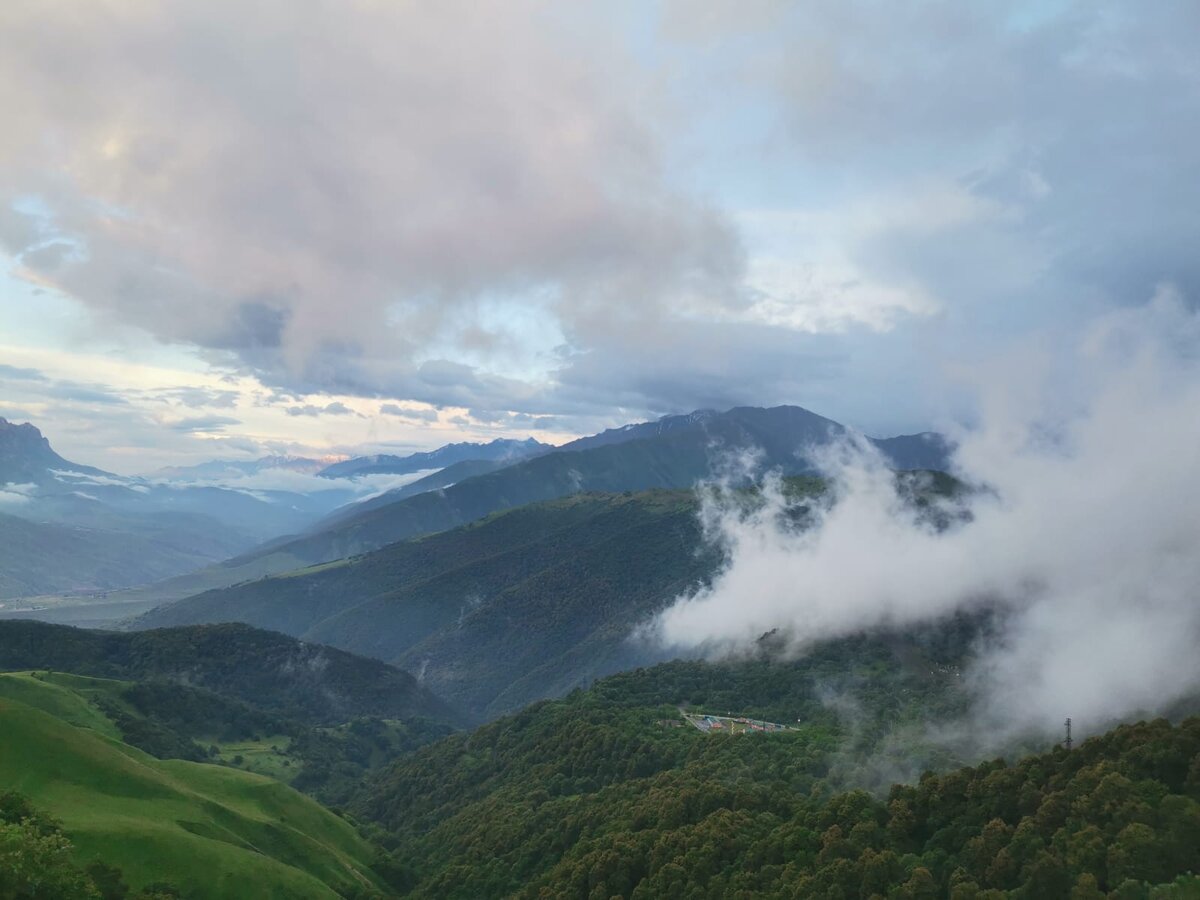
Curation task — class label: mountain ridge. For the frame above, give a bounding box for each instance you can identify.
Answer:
[317,436,547,478]
[0,417,110,484]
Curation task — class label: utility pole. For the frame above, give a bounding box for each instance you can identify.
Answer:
[1064,717,1073,751]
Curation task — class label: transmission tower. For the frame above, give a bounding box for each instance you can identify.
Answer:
[1064,717,1073,751]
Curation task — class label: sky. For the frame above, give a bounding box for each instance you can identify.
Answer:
[1,0,1197,473]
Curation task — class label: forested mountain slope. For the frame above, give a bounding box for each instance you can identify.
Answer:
[0,619,460,725]
[262,405,948,566]
[135,471,960,721]
[134,488,730,719]
[133,406,948,607]
[347,632,1200,899]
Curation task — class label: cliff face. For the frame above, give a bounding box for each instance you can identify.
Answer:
[0,418,82,484]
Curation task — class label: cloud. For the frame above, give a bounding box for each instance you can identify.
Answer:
[150,464,438,501]
[2,1,1197,441]
[0,482,36,506]
[651,292,1200,742]
[636,1,1200,430]
[0,0,743,415]
[152,386,240,409]
[38,380,129,406]
[379,403,439,423]
[50,469,131,488]
[0,364,47,381]
[168,415,241,433]
[285,401,360,418]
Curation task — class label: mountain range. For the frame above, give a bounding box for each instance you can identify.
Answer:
[149,454,340,480]
[316,437,547,478]
[0,404,950,621]
[8,405,1200,899]
[142,405,949,603]
[133,472,962,721]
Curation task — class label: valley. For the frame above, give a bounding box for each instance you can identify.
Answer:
[1,407,1197,898]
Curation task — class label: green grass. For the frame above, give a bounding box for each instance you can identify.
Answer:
[0,694,383,898]
[212,735,296,780]
[0,671,125,739]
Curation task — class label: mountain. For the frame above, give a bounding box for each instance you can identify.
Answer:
[132,488,719,719]
[558,406,948,468]
[555,408,723,453]
[0,682,387,898]
[0,658,453,806]
[0,421,376,600]
[317,437,547,478]
[16,405,948,622]
[0,509,248,600]
[133,473,958,721]
[345,637,1200,898]
[0,619,461,725]
[0,416,108,484]
[310,457,516,530]
[150,454,337,480]
[220,405,950,575]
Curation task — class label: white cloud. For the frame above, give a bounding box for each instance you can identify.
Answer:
[0,482,36,506]
[0,0,743,405]
[147,466,439,500]
[652,293,1200,741]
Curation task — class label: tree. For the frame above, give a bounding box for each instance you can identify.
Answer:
[1069,873,1105,900]
[85,861,129,900]
[1107,823,1161,886]
[893,866,937,900]
[0,820,101,899]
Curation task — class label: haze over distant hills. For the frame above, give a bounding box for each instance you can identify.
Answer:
[0,419,533,601]
[150,455,340,480]
[0,404,949,615]
[232,404,949,573]
[317,437,548,478]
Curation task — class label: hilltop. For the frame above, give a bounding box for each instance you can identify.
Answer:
[0,619,460,726]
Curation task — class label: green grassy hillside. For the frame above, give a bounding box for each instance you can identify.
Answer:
[0,665,453,810]
[0,691,384,898]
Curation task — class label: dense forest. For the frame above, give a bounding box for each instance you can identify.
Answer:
[131,473,961,721]
[347,630,1200,898]
[3,606,1200,897]
[0,620,459,725]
